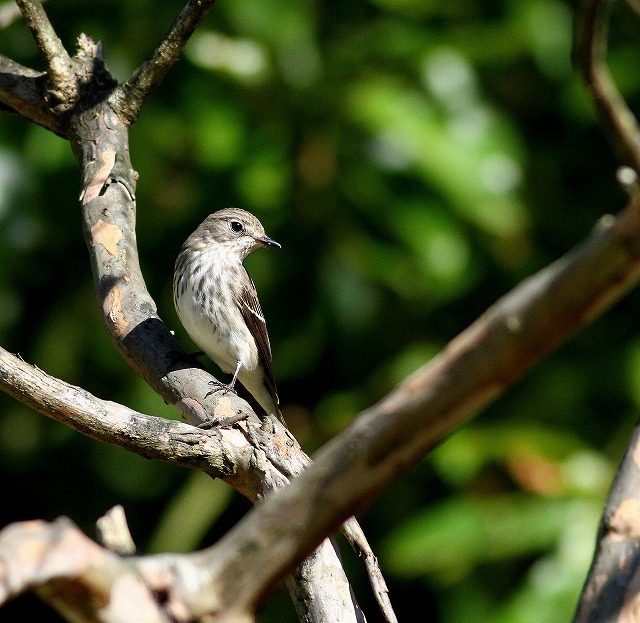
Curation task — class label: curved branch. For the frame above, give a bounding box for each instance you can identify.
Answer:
[182,197,640,617]
[0,342,372,621]
[115,0,216,125]
[0,517,170,623]
[573,419,640,622]
[342,518,395,622]
[66,42,383,620]
[574,0,640,171]
[4,181,640,620]
[0,346,245,477]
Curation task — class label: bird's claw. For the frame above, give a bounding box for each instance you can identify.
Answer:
[197,412,249,429]
[204,379,237,400]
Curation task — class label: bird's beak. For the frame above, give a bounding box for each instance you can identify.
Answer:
[256,235,281,249]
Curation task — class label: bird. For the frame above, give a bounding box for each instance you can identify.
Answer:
[173,208,283,423]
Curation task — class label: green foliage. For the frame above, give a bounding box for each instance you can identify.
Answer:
[1,0,640,621]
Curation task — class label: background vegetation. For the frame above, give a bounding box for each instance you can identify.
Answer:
[1,0,639,621]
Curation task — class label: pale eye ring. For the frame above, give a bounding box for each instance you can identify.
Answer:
[229,221,244,233]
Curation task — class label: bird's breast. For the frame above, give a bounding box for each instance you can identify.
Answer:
[174,252,259,372]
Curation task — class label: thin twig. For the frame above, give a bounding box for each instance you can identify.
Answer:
[574,0,640,171]
[14,0,75,103]
[342,518,397,623]
[116,0,215,124]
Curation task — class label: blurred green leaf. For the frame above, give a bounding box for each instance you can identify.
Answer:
[431,423,607,492]
[147,472,234,553]
[347,75,528,237]
[382,495,599,583]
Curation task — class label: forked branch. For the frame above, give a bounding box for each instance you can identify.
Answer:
[0,1,389,621]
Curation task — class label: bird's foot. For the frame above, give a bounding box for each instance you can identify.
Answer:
[204,379,237,400]
[197,411,249,429]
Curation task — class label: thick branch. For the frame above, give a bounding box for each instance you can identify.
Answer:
[574,419,640,622]
[15,0,77,107]
[3,28,384,623]
[0,346,245,479]
[0,54,64,135]
[574,0,640,171]
[115,0,215,125]
[0,517,170,623]
[0,342,375,622]
[181,198,640,617]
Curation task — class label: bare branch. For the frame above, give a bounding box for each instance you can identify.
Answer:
[14,0,76,105]
[16,192,626,623]
[0,517,169,623]
[0,342,390,621]
[0,29,388,620]
[572,5,640,617]
[573,419,640,622]
[574,0,640,171]
[115,0,216,125]
[0,341,376,621]
[0,54,64,134]
[0,346,240,477]
[342,518,395,623]
[182,197,640,616]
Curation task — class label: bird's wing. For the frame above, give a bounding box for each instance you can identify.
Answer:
[238,268,279,403]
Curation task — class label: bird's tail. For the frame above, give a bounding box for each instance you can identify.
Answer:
[244,375,288,429]
[272,403,287,428]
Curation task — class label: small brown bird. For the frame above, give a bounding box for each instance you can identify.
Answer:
[173,208,283,422]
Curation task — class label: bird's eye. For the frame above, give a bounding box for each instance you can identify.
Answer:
[229,221,244,233]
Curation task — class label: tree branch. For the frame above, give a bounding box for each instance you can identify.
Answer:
[0,54,64,135]
[573,418,640,622]
[0,12,385,618]
[180,196,640,617]
[15,0,76,108]
[0,344,372,621]
[0,517,170,623]
[572,3,640,617]
[573,0,640,171]
[115,0,216,125]
[1,0,639,620]
[0,346,242,477]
